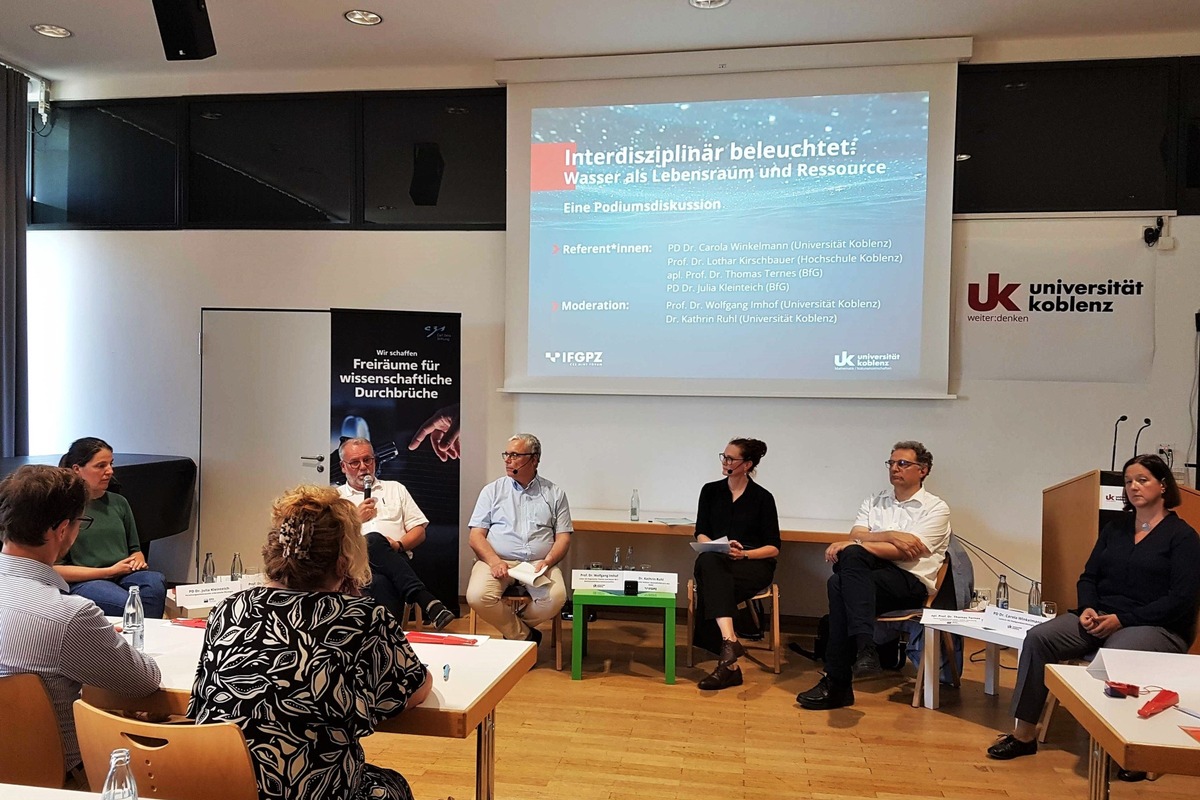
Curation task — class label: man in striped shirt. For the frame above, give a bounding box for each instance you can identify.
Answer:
[0,465,162,774]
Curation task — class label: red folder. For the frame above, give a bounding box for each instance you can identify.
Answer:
[404,631,479,646]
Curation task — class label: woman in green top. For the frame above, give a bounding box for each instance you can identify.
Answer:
[54,437,166,617]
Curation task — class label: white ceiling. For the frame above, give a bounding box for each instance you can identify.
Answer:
[3,0,1200,85]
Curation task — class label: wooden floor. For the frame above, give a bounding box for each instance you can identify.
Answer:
[364,617,1200,800]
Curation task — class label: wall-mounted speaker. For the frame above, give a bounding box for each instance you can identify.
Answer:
[151,0,217,61]
[409,142,445,206]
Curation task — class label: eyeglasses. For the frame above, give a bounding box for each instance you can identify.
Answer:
[717,454,746,465]
[501,451,535,461]
[343,457,376,469]
[76,516,94,530]
[885,459,921,469]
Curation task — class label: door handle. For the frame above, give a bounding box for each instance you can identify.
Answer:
[300,455,325,463]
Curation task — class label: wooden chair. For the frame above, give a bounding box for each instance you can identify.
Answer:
[73,699,259,800]
[685,580,782,674]
[0,673,66,788]
[874,557,960,707]
[469,585,563,671]
[1037,653,1096,743]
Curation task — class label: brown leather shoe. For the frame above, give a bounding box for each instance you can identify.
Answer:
[698,662,743,691]
[718,638,746,665]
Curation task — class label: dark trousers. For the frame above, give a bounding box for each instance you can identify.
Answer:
[1011,612,1187,723]
[693,551,776,619]
[364,532,433,619]
[825,545,926,683]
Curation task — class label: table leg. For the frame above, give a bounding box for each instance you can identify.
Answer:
[923,624,941,709]
[1087,735,1111,800]
[984,642,1000,695]
[475,710,495,800]
[663,603,676,685]
[571,600,585,680]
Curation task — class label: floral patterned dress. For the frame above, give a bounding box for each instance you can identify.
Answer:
[188,587,427,800]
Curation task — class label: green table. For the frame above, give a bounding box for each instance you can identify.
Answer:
[570,589,677,684]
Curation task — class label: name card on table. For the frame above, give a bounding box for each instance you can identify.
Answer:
[174,580,241,607]
[573,570,678,594]
[981,605,1043,633]
[921,609,987,628]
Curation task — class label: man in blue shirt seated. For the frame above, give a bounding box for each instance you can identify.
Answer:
[465,434,573,645]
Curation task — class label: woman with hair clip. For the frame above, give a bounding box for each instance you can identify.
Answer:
[188,485,431,800]
[56,436,166,617]
[987,454,1200,775]
[691,437,781,690]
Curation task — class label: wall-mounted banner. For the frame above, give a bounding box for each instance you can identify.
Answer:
[956,236,1155,382]
[331,309,462,613]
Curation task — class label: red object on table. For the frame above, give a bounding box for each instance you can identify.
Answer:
[404,631,479,646]
[1138,689,1180,718]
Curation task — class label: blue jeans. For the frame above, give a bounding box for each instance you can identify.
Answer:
[69,571,167,618]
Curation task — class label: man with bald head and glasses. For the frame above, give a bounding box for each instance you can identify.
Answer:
[796,440,950,710]
[466,434,572,647]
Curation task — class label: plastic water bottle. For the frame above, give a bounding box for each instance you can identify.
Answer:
[996,574,1010,610]
[612,547,621,570]
[230,552,243,582]
[624,545,635,570]
[122,586,144,652]
[629,489,640,521]
[1028,580,1042,616]
[201,552,216,583]
[100,748,137,799]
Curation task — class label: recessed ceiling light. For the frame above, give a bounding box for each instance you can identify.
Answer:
[344,10,383,26]
[31,23,73,38]
[689,0,731,9]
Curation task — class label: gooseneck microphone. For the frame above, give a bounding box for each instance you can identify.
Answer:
[1133,418,1152,458]
[362,473,374,500]
[1111,415,1128,470]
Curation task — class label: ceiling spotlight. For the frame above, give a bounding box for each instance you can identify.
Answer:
[344,10,383,26]
[689,0,731,8]
[31,23,73,38]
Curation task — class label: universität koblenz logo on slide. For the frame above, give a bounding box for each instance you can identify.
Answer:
[966,272,1145,323]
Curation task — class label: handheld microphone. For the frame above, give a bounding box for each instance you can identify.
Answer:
[362,473,374,500]
[1111,415,1128,470]
[1133,417,1152,458]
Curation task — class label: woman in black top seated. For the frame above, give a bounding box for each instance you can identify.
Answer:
[988,454,1200,764]
[692,437,781,690]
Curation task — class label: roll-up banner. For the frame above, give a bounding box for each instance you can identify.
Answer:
[330,309,462,613]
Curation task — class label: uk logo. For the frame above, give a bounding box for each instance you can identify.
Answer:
[834,351,855,367]
[967,273,1021,312]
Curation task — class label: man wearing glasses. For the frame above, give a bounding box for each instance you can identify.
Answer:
[796,440,950,710]
[0,466,161,779]
[337,437,454,629]
[466,433,573,645]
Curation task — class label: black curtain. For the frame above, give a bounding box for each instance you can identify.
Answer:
[1,67,29,457]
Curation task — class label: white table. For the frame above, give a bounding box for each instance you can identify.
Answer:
[573,508,851,544]
[1046,662,1200,799]
[85,619,534,800]
[920,618,1026,709]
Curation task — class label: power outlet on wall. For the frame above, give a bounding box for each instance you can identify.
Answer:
[1156,444,1175,463]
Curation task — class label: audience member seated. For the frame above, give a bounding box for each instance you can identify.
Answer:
[337,437,453,629]
[0,465,162,777]
[796,440,950,710]
[692,437,780,690]
[188,484,431,800]
[54,438,166,618]
[987,454,1200,764]
[466,433,572,646]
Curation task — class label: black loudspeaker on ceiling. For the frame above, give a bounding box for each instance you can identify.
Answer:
[151,0,217,61]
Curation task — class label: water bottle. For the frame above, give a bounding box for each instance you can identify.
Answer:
[122,586,144,652]
[100,748,137,800]
[201,552,216,583]
[612,547,621,570]
[625,545,635,570]
[230,552,243,582]
[996,574,1010,610]
[1028,580,1042,616]
[629,489,640,521]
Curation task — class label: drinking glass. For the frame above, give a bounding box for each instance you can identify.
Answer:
[972,588,992,610]
[1041,601,1058,618]
[639,564,653,571]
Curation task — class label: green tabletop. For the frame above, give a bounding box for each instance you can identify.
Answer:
[571,589,677,683]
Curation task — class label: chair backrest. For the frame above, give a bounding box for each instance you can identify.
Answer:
[0,673,66,788]
[73,700,259,800]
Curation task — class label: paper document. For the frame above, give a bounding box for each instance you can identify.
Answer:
[652,517,695,526]
[690,536,731,554]
[921,609,987,627]
[507,561,553,599]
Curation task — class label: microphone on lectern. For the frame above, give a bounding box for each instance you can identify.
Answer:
[1111,415,1128,470]
[362,473,374,500]
[1133,418,1152,458]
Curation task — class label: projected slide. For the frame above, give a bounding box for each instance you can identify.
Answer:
[528,92,929,381]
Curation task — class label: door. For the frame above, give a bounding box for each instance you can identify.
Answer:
[198,309,329,579]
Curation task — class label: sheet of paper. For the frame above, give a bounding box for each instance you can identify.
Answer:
[689,536,730,554]
[651,517,695,525]
[507,561,551,588]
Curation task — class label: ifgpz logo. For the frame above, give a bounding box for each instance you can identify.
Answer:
[545,351,603,367]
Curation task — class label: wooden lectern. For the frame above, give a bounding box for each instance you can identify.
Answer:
[1042,471,1200,655]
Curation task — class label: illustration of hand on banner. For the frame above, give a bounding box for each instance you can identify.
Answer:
[408,402,461,461]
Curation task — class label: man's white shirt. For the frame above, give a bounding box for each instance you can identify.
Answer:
[854,486,951,593]
[338,480,429,548]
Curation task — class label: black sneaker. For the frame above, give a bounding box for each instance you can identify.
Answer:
[986,734,1038,760]
[425,600,454,631]
[796,675,854,710]
[851,644,883,680]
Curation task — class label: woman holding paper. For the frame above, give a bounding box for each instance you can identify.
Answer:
[988,454,1200,764]
[692,437,780,690]
[189,484,431,800]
